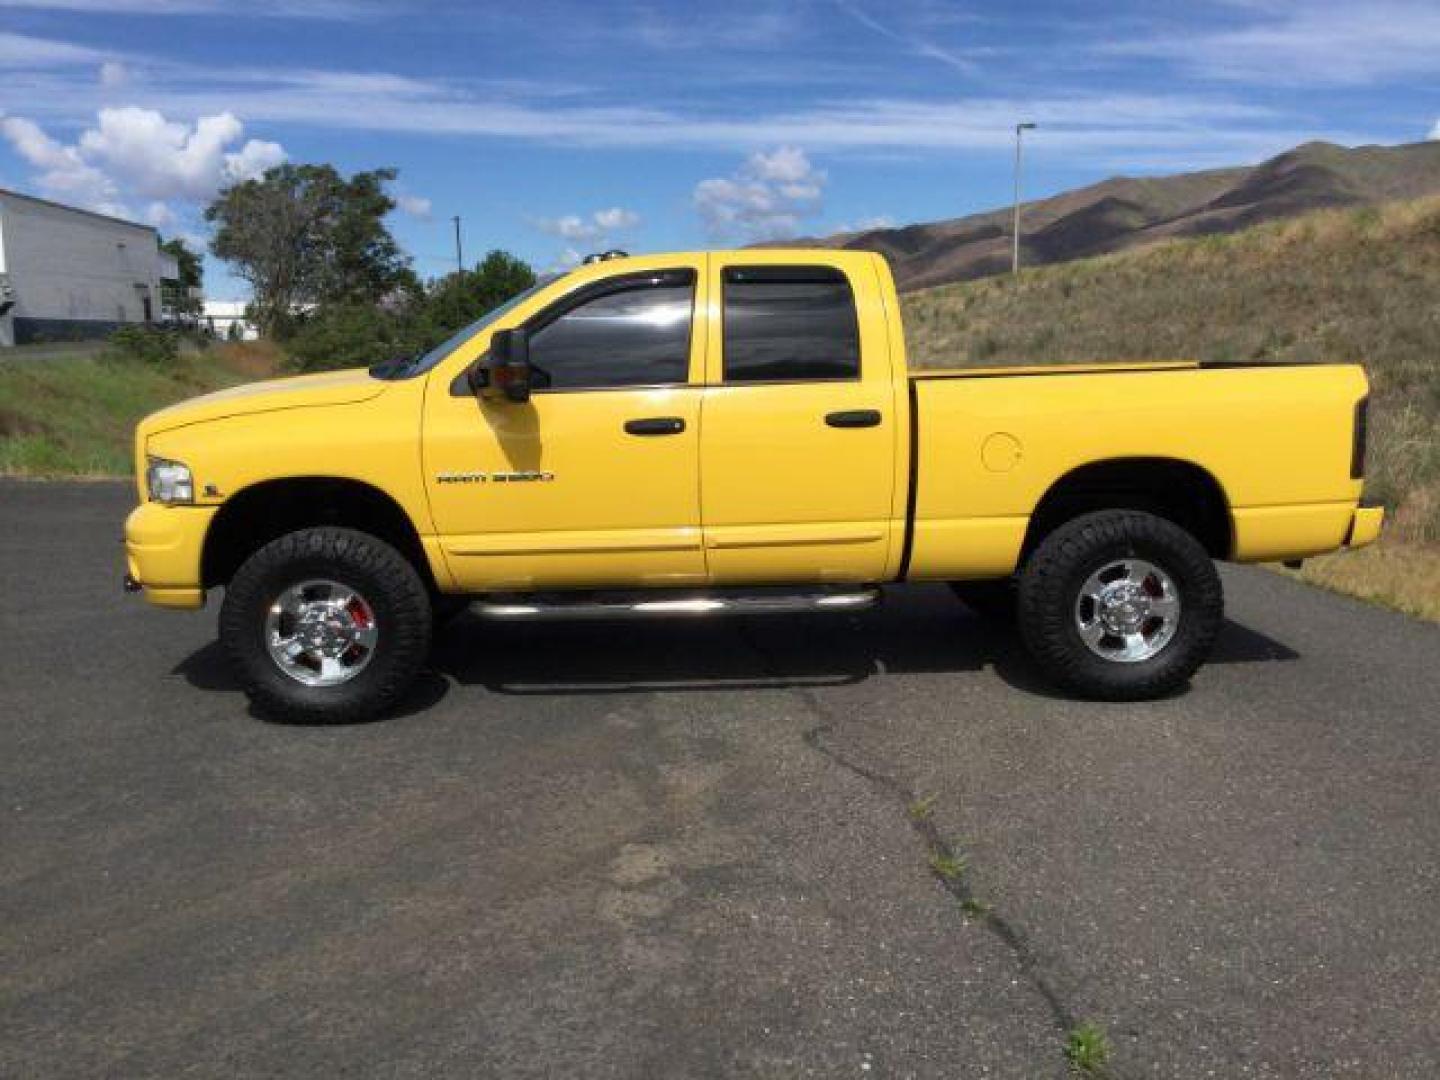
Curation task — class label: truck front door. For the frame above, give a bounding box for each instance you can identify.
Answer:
[424,261,707,590]
[699,258,902,583]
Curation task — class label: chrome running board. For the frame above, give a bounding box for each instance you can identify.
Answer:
[471,586,881,622]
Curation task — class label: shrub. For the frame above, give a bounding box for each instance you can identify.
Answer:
[106,326,180,367]
[285,303,425,373]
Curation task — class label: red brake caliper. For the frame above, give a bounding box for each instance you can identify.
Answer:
[345,597,373,630]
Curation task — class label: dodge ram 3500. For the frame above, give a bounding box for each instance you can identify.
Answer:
[126,250,1383,721]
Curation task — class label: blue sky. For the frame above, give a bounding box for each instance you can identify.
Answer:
[2,0,1437,298]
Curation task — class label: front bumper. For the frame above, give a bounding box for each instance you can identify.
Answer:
[123,501,217,610]
[1347,505,1384,549]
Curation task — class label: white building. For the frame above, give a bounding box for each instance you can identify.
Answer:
[0,188,180,348]
[202,299,258,341]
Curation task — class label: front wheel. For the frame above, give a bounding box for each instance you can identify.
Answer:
[1017,510,1223,701]
[220,527,433,723]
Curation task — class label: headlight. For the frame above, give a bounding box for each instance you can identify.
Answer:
[146,456,194,504]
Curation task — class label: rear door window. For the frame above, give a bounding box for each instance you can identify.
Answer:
[722,266,861,383]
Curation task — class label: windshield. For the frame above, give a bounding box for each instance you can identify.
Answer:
[377,274,560,379]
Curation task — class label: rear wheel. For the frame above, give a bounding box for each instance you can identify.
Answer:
[1017,510,1222,700]
[220,527,432,723]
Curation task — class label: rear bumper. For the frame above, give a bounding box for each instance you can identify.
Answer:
[1347,505,1384,549]
[124,501,216,610]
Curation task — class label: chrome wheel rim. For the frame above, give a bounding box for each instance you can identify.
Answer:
[1074,558,1181,663]
[264,579,379,687]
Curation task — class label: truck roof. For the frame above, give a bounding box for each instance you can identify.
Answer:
[582,248,879,263]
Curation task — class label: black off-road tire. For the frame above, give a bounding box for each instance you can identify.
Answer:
[1017,510,1223,701]
[950,579,1018,622]
[220,527,432,723]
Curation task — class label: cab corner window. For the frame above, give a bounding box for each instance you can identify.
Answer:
[527,269,695,391]
[722,266,860,383]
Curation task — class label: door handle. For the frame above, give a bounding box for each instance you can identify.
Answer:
[624,417,687,436]
[825,409,882,429]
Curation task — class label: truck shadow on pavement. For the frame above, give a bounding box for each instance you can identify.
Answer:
[173,586,1299,722]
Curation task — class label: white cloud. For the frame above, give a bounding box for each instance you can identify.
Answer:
[0,31,1381,172]
[837,214,895,234]
[834,1,981,77]
[532,206,641,257]
[396,192,433,219]
[0,31,106,68]
[66,107,283,200]
[536,213,601,243]
[1107,2,1440,87]
[694,147,827,241]
[0,115,120,211]
[1430,120,1440,141]
[99,60,130,88]
[530,207,641,268]
[0,0,378,16]
[631,6,800,52]
[143,200,176,228]
[593,206,640,232]
[1,107,286,227]
[0,29,1308,163]
[221,135,285,184]
[1,116,77,172]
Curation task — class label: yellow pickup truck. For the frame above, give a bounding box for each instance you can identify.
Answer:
[126,249,1382,721]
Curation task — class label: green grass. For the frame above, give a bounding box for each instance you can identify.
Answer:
[1065,1021,1111,1075]
[0,342,279,477]
[927,849,967,880]
[907,793,938,821]
[959,897,991,920]
[903,195,1440,619]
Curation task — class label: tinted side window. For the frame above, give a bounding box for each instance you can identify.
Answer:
[527,271,695,390]
[723,266,860,383]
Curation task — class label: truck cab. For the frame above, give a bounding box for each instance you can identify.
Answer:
[423,250,907,591]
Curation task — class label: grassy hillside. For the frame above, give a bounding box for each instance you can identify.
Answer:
[903,196,1440,619]
[0,341,282,477]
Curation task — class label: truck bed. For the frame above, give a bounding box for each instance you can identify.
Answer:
[903,361,1369,579]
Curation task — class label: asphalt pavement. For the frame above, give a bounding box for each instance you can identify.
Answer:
[3,480,1438,1078]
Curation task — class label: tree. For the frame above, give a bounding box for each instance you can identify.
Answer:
[285,250,538,374]
[416,250,536,348]
[159,237,203,319]
[205,164,416,338]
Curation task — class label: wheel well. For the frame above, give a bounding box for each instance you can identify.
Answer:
[1022,458,1232,562]
[202,478,434,590]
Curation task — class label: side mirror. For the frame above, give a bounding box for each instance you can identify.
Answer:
[473,328,532,404]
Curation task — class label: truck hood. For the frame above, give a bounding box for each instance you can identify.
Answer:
[140,368,388,436]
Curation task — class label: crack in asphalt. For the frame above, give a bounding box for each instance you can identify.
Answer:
[797,714,1078,1035]
[734,620,1115,1076]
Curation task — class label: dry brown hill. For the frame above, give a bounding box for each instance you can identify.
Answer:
[798,140,1440,291]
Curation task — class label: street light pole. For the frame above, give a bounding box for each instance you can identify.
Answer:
[1012,122,1037,276]
[452,215,464,274]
